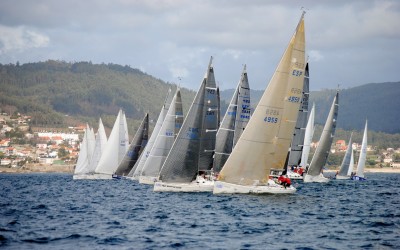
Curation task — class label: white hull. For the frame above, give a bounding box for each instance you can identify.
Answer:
[303,173,329,183]
[335,175,350,180]
[213,181,296,194]
[124,176,137,181]
[72,174,94,180]
[88,173,113,179]
[287,170,303,180]
[153,179,214,192]
[139,176,158,185]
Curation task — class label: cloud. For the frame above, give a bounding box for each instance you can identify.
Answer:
[0,25,49,54]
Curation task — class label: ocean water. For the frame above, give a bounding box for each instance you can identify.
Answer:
[0,173,399,250]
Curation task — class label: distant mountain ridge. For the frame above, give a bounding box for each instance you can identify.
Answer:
[220,82,400,134]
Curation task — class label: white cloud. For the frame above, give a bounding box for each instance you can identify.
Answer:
[0,25,49,54]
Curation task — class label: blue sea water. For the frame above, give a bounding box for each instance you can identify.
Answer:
[0,173,399,250]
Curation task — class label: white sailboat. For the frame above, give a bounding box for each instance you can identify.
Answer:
[93,109,129,179]
[336,133,353,180]
[127,90,172,180]
[73,124,92,179]
[113,113,149,178]
[299,102,315,169]
[352,120,367,180]
[73,119,108,179]
[214,12,306,194]
[213,64,251,174]
[286,62,310,180]
[139,89,184,184]
[154,56,219,192]
[303,92,339,183]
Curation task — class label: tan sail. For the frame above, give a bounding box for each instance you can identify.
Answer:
[218,13,306,186]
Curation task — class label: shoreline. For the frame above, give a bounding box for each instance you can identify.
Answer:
[1,166,400,174]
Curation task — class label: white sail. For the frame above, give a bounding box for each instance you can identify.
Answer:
[74,125,90,175]
[140,89,183,183]
[216,12,306,191]
[129,90,171,178]
[300,102,315,167]
[348,148,354,176]
[304,92,338,183]
[337,133,353,178]
[87,118,108,173]
[356,120,368,178]
[94,110,129,177]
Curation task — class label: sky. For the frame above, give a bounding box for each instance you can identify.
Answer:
[0,0,399,91]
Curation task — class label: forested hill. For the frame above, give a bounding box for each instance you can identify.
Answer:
[0,61,196,129]
[220,82,400,134]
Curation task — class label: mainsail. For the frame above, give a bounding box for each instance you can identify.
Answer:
[74,125,91,175]
[115,113,149,176]
[95,109,129,175]
[218,13,306,186]
[287,63,309,167]
[213,65,251,173]
[306,92,339,177]
[158,56,219,183]
[300,103,315,167]
[338,133,353,177]
[129,90,171,177]
[87,118,107,173]
[356,120,368,178]
[141,89,184,179]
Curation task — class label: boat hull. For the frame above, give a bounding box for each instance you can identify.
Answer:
[303,173,329,183]
[72,174,93,180]
[351,175,366,181]
[336,175,350,180]
[287,170,303,180]
[153,180,214,192]
[213,181,296,194]
[87,173,113,179]
[139,176,158,185]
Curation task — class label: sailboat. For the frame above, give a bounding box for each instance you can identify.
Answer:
[285,63,310,179]
[352,120,367,180]
[214,12,306,194]
[139,89,184,184]
[73,124,95,179]
[127,90,172,180]
[73,119,108,179]
[213,64,251,174]
[299,102,315,169]
[154,56,219,192]
[113,113,149,178]
[336,133,353,179]
[93,109,129,179]
[303,91,339,183]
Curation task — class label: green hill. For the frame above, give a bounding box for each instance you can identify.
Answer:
[0,60,196,130]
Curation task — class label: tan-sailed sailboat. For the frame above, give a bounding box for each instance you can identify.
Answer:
[214,12,306,194]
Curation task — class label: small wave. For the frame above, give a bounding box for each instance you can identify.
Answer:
[31,204,48,210]
[369,221,395,227]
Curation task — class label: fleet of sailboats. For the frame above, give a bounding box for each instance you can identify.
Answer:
[72,11,372,193]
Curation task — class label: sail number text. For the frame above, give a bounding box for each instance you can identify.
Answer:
[288,96,301,103]
[292,69,303,77]
[264,108,279,124]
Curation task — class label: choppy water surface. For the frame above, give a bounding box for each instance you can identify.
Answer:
[0,173,399,249]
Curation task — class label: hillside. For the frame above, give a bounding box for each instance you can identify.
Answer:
[0,61,196,130]
[220,82,400,134]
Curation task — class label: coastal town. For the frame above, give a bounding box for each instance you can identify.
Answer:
[1,111,399,174]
